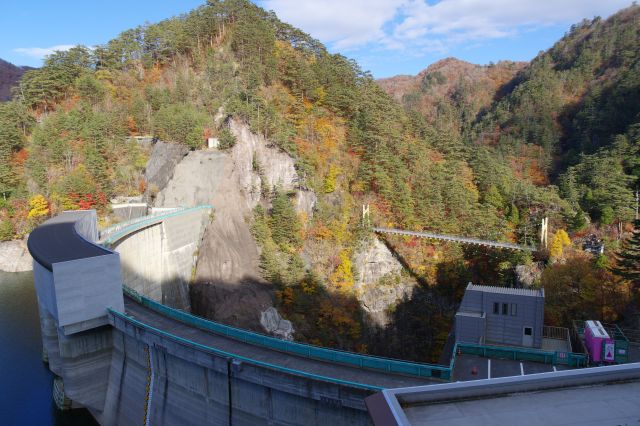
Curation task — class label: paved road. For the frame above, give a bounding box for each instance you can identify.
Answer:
[374,228,535,251]
[123,297,439,389]
[452,354,571,381]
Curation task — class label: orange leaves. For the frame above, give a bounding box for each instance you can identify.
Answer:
[316,299,361,341]
[126,116,138,134]
[508,144,550,185]
[11,149,28,167]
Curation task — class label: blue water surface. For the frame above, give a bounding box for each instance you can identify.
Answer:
[0,271,97,426]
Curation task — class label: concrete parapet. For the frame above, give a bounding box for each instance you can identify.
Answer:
[108,310,372,425]
[108,207,211,310]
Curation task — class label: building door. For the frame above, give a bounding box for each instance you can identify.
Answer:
[522,327,533,347]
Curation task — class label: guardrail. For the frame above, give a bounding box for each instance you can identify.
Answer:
[450,342,588,368]
[374,228,535,251]
[107,209,449,381]
[101,205,212,247]
[123,286,450,379]
[108,308,384,392]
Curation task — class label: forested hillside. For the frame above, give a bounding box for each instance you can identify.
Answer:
[1,0,638,361]
[378,58,525,137]
[378,4,640,336]
[0,58,32,101]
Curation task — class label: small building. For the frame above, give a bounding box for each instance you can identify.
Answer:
[455,283,545,348]
[207,137,219,149]
[27,210,124,335]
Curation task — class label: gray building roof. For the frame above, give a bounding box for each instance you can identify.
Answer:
[467,283,544,298]
[365,363,640,425]
[27,211,111,271]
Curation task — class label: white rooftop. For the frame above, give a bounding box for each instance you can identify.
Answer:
[467,283,544,298]
[368,363,640,426]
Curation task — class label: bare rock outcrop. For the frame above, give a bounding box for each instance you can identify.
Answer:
[354,238,417,327]
[0,240,32,272]
[229,119,298,208]
[144,141,189,202]
[155,120,315,334]
[260,307,294,341]
[515,262,543,287]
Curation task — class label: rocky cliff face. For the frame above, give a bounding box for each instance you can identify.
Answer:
[353,238,417,327]
[156,120,301,334]
[144,141,189,203]
[0,240,32,272]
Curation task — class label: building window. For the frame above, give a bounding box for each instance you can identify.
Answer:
[493,302,499,315]
[502,303,508,315]
[524,327,533,336]
[510,304,517,316]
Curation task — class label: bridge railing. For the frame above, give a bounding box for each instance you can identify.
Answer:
[122,286,451,380]
[101,205,212,247]
[108,207,451,380]
[450,343,588,369]
[374,227,536,251]
[108,308,385,392]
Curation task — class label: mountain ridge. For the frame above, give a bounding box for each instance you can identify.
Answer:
[0,58,33,101]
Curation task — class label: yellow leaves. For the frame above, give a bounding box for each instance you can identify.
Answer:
[27,194,49,221]
[313,86,326,104]
[550,229,571,259]
[323,165,340,193]
[329,250,354,292]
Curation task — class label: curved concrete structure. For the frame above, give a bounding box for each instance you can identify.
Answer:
[29,207,446,425]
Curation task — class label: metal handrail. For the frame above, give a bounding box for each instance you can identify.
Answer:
[374,228,536,251]
[105,208,450,380]
[108,308,384,392]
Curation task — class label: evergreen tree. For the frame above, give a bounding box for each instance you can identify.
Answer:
[613,219,640,294]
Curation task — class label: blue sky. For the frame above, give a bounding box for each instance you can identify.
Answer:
[0,0,633,78]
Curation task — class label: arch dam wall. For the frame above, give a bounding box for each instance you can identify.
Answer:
[101,206,211,310]
[29,208,444,425]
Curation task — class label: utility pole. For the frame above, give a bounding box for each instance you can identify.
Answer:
[362,204,370,228]
[540,217,549,249]
[635,188,638,221]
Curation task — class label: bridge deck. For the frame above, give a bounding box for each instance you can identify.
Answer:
[374,228,534,251]
[123,297,438,389]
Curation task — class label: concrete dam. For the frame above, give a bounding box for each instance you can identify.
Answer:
[28,207,447,425]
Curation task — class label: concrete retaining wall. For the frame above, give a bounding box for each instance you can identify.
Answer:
[99,312,372,426]
[111,208,210,310]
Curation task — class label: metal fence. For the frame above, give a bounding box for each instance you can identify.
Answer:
[108,308,385,392]
[451,343,587,368]
[101,205,212,247]
[124,285,450,379]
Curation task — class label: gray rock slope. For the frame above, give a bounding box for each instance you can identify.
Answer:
[155,121,299,335]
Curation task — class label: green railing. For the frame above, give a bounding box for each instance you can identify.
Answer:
[99,208,182,241]
[101,205,212,248]
[125,285,449,379]
[450,342,588,368]
[108,308,384,392]
[573,320,630,364]
[107,208,449,381]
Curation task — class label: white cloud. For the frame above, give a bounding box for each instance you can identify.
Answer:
[259,0,632,53]
[13,44,76,60]
[261,0,408,49]
[393,0,631,47]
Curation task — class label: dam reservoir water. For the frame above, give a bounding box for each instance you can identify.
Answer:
[0,271,96,425]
